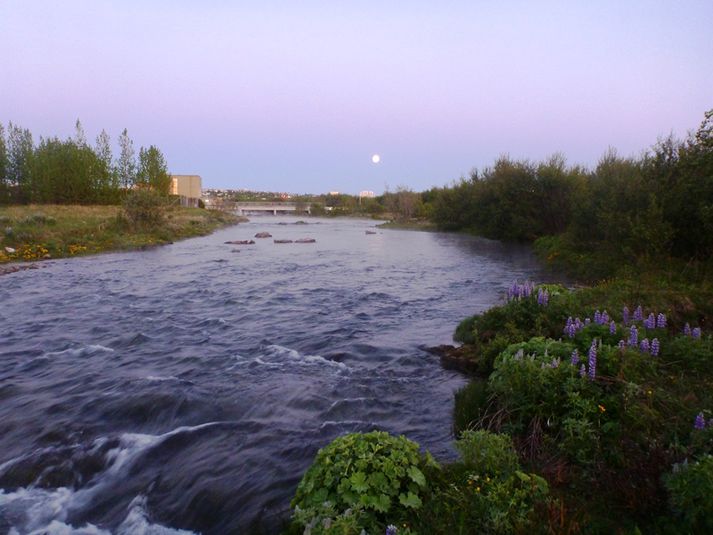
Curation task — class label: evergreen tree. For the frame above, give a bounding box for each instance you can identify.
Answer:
[137,145,171,195]
[117,128,136,189]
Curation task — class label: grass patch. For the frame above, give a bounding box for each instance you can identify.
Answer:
[0,204,241,263]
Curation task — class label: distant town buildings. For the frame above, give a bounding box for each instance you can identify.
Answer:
[359,190,375,198]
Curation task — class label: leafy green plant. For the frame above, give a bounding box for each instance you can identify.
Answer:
[455,430,518,477]
[663,455,713,532]
[291,431,437,534]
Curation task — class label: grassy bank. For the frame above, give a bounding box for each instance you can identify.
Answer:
[0,204,241,263]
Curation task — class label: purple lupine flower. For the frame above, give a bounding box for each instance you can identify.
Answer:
[585,318,591,326]
[570,349,580,366]
[628,325,639,347]
[694,412,706,430]
[602,310,610,324]
[594,310,601,324]
[575,318,583,330]
[634,306,643,322]
[644,313,656,330]
[551,357,561,368]
[618,339,626,351]
[566,323,576,338]
[657,313,667,329]
[588,340,597,381]
[684,323,692,336]
[579,364,586,378]
[692,327,702,339]
[651,338,660,356]
[609,321,617,335]
[640,338,650,353]
[537,288,549,306]
[386,525,398,535]
[622,306,630,325]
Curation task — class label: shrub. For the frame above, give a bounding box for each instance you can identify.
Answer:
[455,430,518,477]
[663,455,713,532]
[291,431,437,534]
[121,189,166,228]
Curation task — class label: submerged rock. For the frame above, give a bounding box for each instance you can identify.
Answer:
[274,239,294,244]
[225,240,255,245]
[295,238,316,243]
[254,232,272,238]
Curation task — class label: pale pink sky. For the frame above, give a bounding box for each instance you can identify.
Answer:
[1,1,711,193]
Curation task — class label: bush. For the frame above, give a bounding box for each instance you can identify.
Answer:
[291,431,437,534]
[663,455,713,532]
[121,189,166,228]
[413,430,549,534]
[455,430,518,477]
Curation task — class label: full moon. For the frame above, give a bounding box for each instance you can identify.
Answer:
[371,154,381,164]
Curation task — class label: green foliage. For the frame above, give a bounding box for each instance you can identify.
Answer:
[137,145,171,195]
[413,458,549,534]
[453,380,488,434]
[663,455,713,533]
[429,110,713,275]
[0,121,169,205]
[291,431,437,534]
[455,430,518,477]
[121,189,166,228]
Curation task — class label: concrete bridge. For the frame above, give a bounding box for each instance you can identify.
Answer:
[234,201,312,216]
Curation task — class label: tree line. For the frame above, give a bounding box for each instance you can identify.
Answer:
[424,109,713,269]
[0,120,171,204]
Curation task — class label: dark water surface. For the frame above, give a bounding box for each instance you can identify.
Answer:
[0,217,551,534]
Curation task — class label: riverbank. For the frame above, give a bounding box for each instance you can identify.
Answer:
[288,274,713,534]
[376,218,437,231]
[0,204,242,266]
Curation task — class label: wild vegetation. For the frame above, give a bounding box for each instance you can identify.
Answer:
[288,111,713,534]
[0,203,238,264]
[0,120,171,205]
[423,110,713,279]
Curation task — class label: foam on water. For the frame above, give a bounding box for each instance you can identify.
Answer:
[0,424,223,534]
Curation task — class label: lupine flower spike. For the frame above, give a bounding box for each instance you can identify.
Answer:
[656,313,666,329]
[579,364,586,378]
[694,412,706,430]
[570,349,580,366]
[609,321,617,335]
[622,306,630,325]
[628,325,638,347]
[618,339,626,351]
[588,340,597,380]
[651,338,660,356]
[684,323,692,336]
[692,327,702,339]
[640,339,650,353]
[634,306,643,322]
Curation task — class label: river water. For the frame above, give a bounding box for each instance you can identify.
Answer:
[0,216,550,534]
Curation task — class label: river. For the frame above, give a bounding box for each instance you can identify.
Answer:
[0,216,551,534]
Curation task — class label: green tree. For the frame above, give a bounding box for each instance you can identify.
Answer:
[137,145,170,195]
[6,122,34,202]
[0,124,8,203]
[117,128,136,189]
[95,129,118,201]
